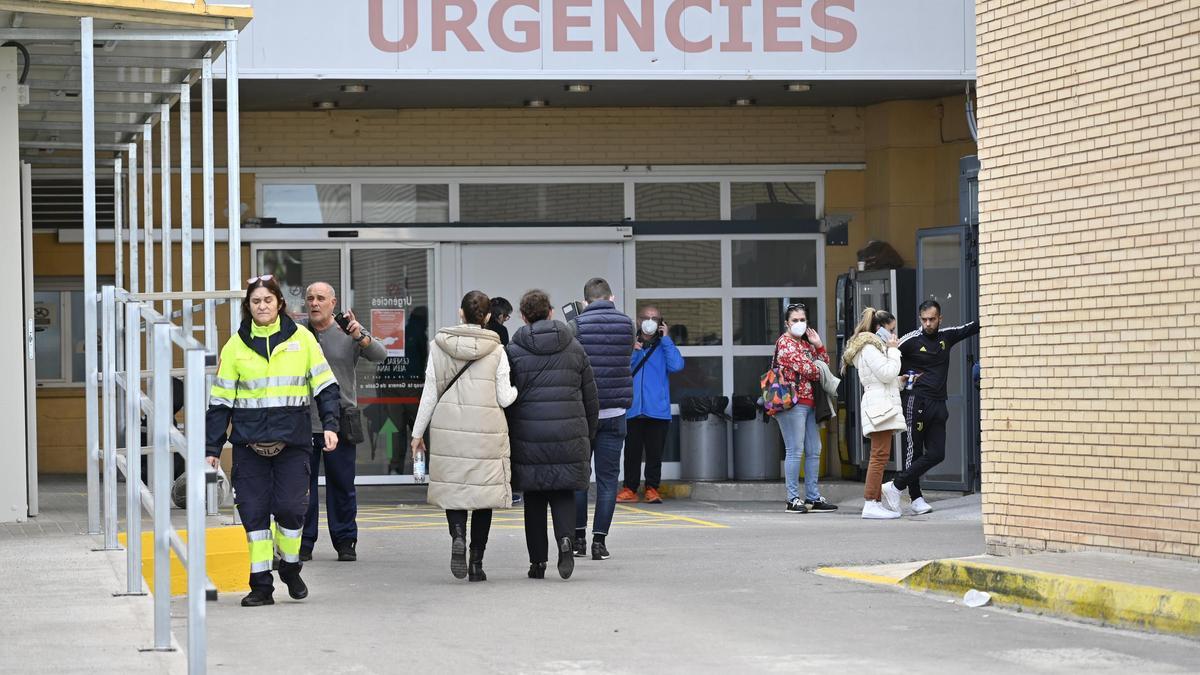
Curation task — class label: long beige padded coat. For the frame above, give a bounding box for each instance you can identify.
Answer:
[419,325,516,511]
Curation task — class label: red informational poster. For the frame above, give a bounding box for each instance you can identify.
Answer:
[371,309,406,358]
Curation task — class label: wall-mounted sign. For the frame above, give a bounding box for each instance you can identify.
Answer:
[227,0,975,80]
[371,308,407,358]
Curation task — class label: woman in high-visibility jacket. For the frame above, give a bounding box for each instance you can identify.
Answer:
[205,275,341,607]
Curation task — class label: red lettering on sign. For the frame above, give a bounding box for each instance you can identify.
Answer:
[719,0,752,52]
[812,0,857,52]
[666,0,712,54]
[433,0,484,52]
[368,0,418,53]
[490,0,541,52]
[604,0,654,52]
[763,0,804,52]
[554,0,593,52]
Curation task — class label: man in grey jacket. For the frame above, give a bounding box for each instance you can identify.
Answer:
[300,282,387,562]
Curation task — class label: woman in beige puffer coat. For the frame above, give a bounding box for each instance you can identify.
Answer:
[410,291,518,582]
[842,307,906,520]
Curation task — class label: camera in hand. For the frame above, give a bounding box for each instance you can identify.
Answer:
[334,312,352,334]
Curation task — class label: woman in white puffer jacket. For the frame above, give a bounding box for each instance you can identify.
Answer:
[842,308,907,519]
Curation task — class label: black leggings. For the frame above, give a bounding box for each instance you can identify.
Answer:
[522,490,574,564]
[445,509,492,552]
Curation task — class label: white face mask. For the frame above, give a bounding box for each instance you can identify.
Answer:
[641,319,660,335]
[789,321,807,338]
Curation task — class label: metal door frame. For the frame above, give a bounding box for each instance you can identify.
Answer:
[915,225,974,492]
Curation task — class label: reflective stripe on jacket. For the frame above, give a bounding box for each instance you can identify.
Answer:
[205,314,340,455]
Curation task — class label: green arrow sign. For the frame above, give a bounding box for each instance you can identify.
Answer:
[378,418,398,461]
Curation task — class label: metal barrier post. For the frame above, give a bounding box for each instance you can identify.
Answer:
[184,346,207,673]
[152,320,173,652]
[101,286,120,550]
[123,301,144,595]
[81,16,100,536]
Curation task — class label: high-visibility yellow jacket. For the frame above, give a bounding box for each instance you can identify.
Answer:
[205,314,340,455]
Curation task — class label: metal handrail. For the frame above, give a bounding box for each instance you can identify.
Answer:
[101,286,216,669]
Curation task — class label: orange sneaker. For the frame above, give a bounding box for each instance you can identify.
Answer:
[643,487,663,504]
[616,487,639,503]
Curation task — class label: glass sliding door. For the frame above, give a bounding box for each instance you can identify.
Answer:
[253,244,435,485]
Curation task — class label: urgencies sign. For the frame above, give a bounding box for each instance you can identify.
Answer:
[369,0,857,55]
[232,0,975,79]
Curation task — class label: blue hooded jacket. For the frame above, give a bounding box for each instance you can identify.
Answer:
[628,335,685,420]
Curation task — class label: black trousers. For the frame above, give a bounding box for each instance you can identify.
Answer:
[302,434,358,554]
[894,394,949,499]
[232,444,310,594]
[523,490,574,564]
[623,417,670,490]
[445,509,492,552]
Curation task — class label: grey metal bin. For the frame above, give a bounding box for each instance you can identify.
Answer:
[679,396,729,480]
[733,413,783,480]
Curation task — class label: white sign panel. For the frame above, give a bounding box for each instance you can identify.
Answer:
[229,0,974,80]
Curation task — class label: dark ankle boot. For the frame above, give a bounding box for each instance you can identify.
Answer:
[527,562,546,579]
[468,548,487,582]
[557,536,575,580]
[240,588,274,607]
[450,524,468,579]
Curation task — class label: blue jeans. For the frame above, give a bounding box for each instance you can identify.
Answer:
[575,415,627,537]
[777,404,822,502]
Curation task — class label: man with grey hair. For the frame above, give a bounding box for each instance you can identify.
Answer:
[300,281,387,562]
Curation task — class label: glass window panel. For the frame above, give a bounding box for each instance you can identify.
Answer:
[668,356,722,405]
[350,248,433,479]
[33,291,62,380]
[635,183,720,221]
[731,239,818,287]
[362,184,449,223]
[734,355,773,397]
[255,249,343,322]
[635,240,721,289]
[262,184,351,224]
[636,299,722,346]
[459,183,623,222]
[733,296,819,346]
[730,181,817,221]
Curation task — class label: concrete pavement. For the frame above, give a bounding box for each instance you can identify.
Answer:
[182,491,1200,673]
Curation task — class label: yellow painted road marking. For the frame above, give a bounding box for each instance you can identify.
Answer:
[312,503,728,531]
[615,504,728,529]
[815,566,904,586]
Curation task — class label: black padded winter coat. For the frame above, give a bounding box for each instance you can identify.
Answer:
[505,320,599,492]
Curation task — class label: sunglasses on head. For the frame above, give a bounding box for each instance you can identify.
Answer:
[246,274,274,284]
[786,302,807,312]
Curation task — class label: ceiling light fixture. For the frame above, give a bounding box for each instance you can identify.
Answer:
[525,98,549,107]
[733,97,756,106]
[340,84,369,94]
[565,83,592,93]
[784,83,812,93]
[313,100,338,110]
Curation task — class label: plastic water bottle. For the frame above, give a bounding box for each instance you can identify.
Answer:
[413,450,427,484]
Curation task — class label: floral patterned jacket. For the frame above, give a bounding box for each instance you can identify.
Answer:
[773,333,829,407]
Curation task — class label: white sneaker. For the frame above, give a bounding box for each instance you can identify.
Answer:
[910,497,933,515]
[862,500,901,520]
[881,481,902,512]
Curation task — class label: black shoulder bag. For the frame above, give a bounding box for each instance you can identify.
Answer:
[631,338,661,378]
[436,360,476,407]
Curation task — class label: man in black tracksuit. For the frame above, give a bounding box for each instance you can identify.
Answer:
[882,300,979,515]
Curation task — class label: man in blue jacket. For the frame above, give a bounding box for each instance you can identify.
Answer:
[619,305,685,505]
[572,278,637,561]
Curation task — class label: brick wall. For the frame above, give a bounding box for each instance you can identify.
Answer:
[976,1,1200,559]
[216,107,866,167]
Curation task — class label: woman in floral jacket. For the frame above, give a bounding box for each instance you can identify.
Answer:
[774,302,837,514]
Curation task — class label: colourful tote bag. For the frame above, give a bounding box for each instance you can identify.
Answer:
[759,347,799,416]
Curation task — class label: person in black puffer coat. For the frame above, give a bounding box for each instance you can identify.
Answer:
[506,289,599,581]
